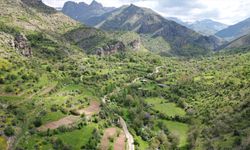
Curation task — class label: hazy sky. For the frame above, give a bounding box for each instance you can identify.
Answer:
[43,0,250,25]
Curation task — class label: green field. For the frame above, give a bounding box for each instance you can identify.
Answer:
[19,124,96,150]
[145,97,186,117]
[134,134,149,149]
[160,120,189,147]
[55,124,96,149]
[41,111,66,124]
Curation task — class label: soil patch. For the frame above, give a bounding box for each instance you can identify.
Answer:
[37,115,79,131]
[77,101,100,117]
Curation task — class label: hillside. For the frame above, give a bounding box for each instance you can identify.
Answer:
[62,0,115,26]
[87,4,222,56]
[224,33,250,49]
[216,17,250,41]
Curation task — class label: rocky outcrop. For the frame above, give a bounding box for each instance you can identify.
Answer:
[129,39,141,50]
[14,34,32,57]
[96,42,125,56]
[21,0,57,14]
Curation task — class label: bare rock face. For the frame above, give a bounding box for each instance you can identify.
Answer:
[96,41,125,56]
[14,34,32,57]
[129,39,141,50]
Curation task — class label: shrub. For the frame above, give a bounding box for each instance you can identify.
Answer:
[33,117,42,127]
[0,77,4,84]
[6,74,17,81]
[4,126,15,136]
[5,85,14,93]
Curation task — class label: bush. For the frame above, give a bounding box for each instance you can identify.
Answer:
[46,66,52,72]
[5,85,14,93]
[4,126,15,136]
[0,77,4,84]
[51,138,72,150]
[33,117,42,127]
[6,74,18,81]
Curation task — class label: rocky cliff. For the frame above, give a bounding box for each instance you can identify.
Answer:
[62,0,115,25]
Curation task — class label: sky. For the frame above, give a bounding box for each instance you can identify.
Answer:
[42,0,250,25]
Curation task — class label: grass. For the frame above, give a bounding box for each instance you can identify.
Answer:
[0,96,24,104]
[18,134,53,150]
[0,58,11,70]
[20,124,96,149]
[160,120,189,148]
[55,124,96,149]
[41,111,66,124]
[145,97,186,117]
[134,134,149,149]
[0,136,7,150]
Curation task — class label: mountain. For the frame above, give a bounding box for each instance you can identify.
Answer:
[167,17,189,27]
[166,18,228,35]
[87,4,222,56]
[62,0,115,25]
[216,18,250,41]
[188,19,228,35]
[224,33,250,49]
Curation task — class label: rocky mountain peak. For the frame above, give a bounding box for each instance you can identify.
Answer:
[89,0,103,9]
[62,0,116,24]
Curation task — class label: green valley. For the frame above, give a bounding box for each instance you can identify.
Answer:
[0,0,249,150]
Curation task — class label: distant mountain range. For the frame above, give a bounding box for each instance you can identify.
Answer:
[61,0,250,54]
[86,4,222,55]
[167,18,228,35]
[62,0,115,24]
[189,19,228,35]
[216,18,250,41]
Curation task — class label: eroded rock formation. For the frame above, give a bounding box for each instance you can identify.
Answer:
[96,41,125,56]
[14,34,32,57]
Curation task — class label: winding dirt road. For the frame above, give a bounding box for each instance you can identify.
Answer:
[119,117,134,150]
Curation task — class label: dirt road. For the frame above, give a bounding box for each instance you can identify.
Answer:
[119,117,134,150]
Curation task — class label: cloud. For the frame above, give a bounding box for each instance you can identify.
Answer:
[42,0,250,24]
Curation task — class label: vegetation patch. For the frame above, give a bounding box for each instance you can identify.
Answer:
[145,97,186,117]
[160,120,189,148]
[0,136,7,150]
[41,111,66,124]
[55,124,96,149]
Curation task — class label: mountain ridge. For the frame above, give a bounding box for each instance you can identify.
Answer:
[216,17,250,41]
[87,4,222,56]
[62,0,116,25]
[189,19,228,35]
